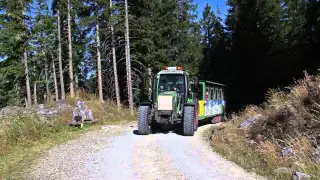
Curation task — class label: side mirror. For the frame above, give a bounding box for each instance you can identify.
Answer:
[194,76,199,93]
[152,75,157,103]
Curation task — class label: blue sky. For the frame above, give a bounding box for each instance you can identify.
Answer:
[194,0,228,21]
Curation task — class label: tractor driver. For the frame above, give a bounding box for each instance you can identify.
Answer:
[159,75,184,92]
[171,75,184,93]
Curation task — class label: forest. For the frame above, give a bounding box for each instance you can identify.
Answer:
[0,0,319,113]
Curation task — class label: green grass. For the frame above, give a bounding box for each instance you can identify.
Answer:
[2,125,92,180]
[0,98,136,180]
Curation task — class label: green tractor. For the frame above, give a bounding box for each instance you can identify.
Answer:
[137,66,199,136]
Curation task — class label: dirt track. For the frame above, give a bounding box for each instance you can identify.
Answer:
[25,123,264,180]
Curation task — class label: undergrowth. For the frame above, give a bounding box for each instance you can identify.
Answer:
[211,72,320,179]
[0,93,136,179]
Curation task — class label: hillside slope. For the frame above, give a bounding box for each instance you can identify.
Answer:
[211,72,320,179]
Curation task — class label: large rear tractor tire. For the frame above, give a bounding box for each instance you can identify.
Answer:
[137,106,151,135]
[183,106,195,136]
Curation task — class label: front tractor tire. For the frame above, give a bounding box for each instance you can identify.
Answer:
[183,106,195,136]
[137,106,151,135]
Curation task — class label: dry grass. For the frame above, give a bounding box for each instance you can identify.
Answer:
[211,72,320,179]
[0,93,137,179]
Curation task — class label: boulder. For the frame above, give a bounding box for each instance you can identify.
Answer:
[36,104,58,118]
[55,100,72,111]
[0,106,29,117]
[282,147,294,157]
[312,148,320,164]
[293,172,311,180]
[239,115,262,129]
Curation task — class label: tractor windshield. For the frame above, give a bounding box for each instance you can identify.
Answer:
[158,74,185,94]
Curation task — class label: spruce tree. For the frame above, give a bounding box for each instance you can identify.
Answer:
[0,0,33,107]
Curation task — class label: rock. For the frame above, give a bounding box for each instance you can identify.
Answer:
[36,104,58,116]
[55,100,72,111]
[282,147,294,157]
[239,114,263,129]
[312,148,320,164]
[255,134,264,142]
[274,167,292,176]
[212,128,218,135]
[293,172,311,180]
[240,117,257,128]
[291,162,306,171]
[34,104,60,122]
[0,106,36,119]
[0,106,25,117]
[218,124,226,130]
[101,125,121,130]
[249,140,255,145]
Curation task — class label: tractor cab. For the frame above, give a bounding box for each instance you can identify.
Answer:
[157,66,187,103]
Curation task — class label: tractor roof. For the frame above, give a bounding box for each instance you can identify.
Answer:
[157,66,189,75]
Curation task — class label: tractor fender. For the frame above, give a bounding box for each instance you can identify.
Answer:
[183,103,196,107]
[138,102,152,107]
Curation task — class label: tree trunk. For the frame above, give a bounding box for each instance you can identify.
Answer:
[110,0,121,109]
[148,67,152,98]
[24,46,32,107]
[96,2,103,102]
[52,57,59,101]
[75,73,79,97]
[124,0,134,114]
[33,82,37,106]
[57,9,65,100]
[67,0,75,98]
[45,56,50,103]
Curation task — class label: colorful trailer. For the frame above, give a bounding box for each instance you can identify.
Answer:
[190,80,226,123]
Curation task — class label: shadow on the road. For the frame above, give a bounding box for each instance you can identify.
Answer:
[132,130,139,135]
[132,120,213,136]
[132,129,170,135]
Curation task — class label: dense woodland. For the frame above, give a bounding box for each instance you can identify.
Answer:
[0,0,319,113]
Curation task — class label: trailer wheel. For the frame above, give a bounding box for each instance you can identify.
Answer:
[137,106,151,135]
[183,106,195,136]
[221,113,228,122]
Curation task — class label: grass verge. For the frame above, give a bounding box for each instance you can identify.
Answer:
[211,73,320,179]
[0,97,136,179]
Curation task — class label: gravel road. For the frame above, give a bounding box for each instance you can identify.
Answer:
[25,123,265,180]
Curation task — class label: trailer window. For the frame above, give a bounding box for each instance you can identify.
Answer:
[215,88,219,100]
[220,89,224,99]
[210,88,214,100]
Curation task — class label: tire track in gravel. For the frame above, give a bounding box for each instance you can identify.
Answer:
[25,126,136,180]
[156,124,264,180]
[131,133,186,180]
